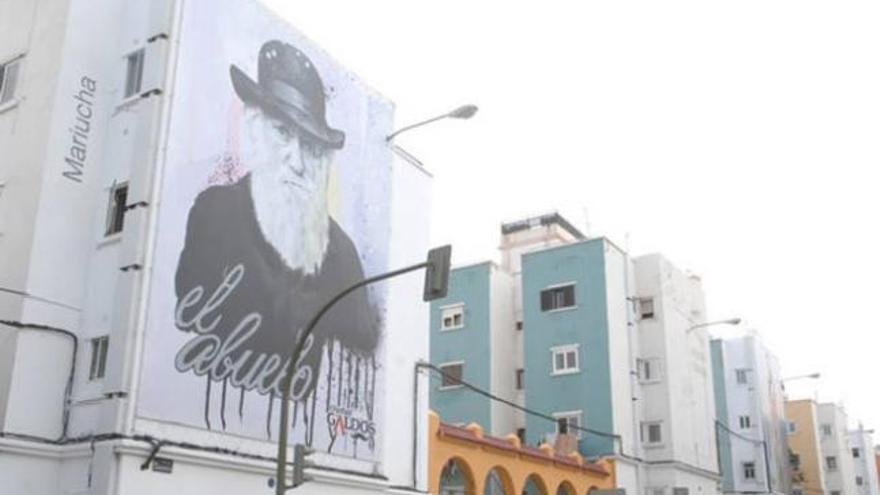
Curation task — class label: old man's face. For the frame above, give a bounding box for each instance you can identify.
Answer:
[240,105,333,193]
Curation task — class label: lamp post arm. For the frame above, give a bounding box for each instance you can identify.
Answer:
[386,114,450,142]
[275,260,430,493]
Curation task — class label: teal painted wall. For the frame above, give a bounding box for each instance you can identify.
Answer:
[429,262,492,429]
[522,239,615,456]
[711,339,735,492]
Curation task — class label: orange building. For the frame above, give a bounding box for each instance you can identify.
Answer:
[428,411,616,494]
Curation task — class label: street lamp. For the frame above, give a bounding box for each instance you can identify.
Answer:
[781,373,821,383]
[274,245,452,494]
[686,317,742,333]
[386,104,479,142]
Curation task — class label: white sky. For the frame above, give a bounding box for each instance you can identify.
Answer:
[262,1,880,429]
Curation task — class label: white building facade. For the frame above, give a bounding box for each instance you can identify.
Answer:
[849,427,880,495]
[0,1,434,494]
[711,334,790,495]
[818,404,859,495]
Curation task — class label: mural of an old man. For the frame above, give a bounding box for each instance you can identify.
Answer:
[173,40,381,446]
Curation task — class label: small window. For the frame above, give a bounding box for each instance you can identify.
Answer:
[89,336,109,380]
[735,368,751,385]
[857,476,864,486]
[516,321,523,331]
[790,453,801,469]
[853,448,861,458]
[641,421,662,445]
[439,362,464,389]
[516,428,526,444]
[515,368,525,390]
[540,284,575,311]
[440,304,464,330]
[551,345,579,375]
[672,488,689,495]
[739,415,752,429]
[0,56,22,104]
[638,358,662,383]
[105,183,128,236]
[743,462,756,480]
[639,298,655,319]
[787,421,797,433]
[554,411,582,438]
[825,456,838,471]
[821,424,833,436]
[124,49,145,98]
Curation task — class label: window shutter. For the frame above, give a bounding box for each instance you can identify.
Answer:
[563,285,575,307]
[540,290,552,311]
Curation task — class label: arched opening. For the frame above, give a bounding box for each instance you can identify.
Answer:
[440,457,476,495]
[556,481,577,495]
[484,466,514,495]
[586,485,600,495]
[522,474,548,495]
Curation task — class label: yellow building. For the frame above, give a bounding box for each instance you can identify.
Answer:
[428,411,616,494]
[786,399,827,495]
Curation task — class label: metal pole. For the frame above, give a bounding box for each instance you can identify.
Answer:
[275,261,429,493]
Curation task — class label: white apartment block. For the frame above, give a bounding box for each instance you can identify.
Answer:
[819,403,859,495]
[0,1,433,494]
[849,427,880,495]
[712,334,790,495]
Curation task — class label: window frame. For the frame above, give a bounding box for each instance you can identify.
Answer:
[123,48,145,99]
[515,368,525,390]
[439,303,465,331]
[825,456,838,471]
[104,182,129,237]
[739,415,752,429]
[638,357,663,383]
[550,344,580,376]
[852,447,861,458]
[638,298,655,319]
[553,410,583,438]
[641,421,664,446]
[743,462,756,480]
[735,368,751,385]
[89,335,110,381]
[821,424,833,437]
[0,54,23,106]
[438,361,465,390]
[540,282,577,312]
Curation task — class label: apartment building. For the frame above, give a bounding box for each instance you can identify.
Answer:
[786,399,829,495]
[849,427,879,495]
[429,213,720,495]
[0,0,434,493]
[819,403,859,495]
[711,334,790,495]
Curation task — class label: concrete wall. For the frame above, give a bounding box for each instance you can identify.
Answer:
[819,403,858,495]
[849,429,880,495]
[489,264,517,437]
[786,399,828,495]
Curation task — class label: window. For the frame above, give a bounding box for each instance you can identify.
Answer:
[638,358,662,383]
[787,421,797,433]
[639,298,655,319]
[739,415,752,429]
[516,428,526,444]
[553,411,582,438]
[735,368,751,385]
[857,477,864,486]
[0,56,22,105]
[853,448,861,458]
[793,489,803,495]
[105,183,128,236]
[89,336,109,380]
[790,453,801,470]
[540,284,575,311]
[641,421,663,445]
[821,424,833,436]
[440,304,464,330]
[743,462,756,480]
[516,321,523,331]
[439,362,464,389]
[825,456,838,471]
[831,491,841,495]
[649,488,665,495]
[124,49,145,98]
[515,368,525,390]
[672,488,689,495]
[551,344,579,375]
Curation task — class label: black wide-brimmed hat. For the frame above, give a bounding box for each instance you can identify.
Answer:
[230,40,345,149]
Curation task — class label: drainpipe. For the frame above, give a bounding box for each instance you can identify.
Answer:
[0,320,78,440]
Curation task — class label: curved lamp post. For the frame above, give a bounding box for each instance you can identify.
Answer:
[686,317,742,333]
[275,246,452,493]
[386,104,478,142]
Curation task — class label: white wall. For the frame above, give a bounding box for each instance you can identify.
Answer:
[489,264,517,437]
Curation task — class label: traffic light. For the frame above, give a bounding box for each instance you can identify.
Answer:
[291,444,314,489]
[423,245,452,301]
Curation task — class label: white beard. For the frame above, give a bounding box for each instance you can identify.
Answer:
[242,109,331,275]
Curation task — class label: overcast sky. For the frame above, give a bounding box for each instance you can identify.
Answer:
[262,1,880,429]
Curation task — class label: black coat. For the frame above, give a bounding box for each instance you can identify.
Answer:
[174,174,380,398]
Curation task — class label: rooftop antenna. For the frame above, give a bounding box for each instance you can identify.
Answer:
[581,206,592,239]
